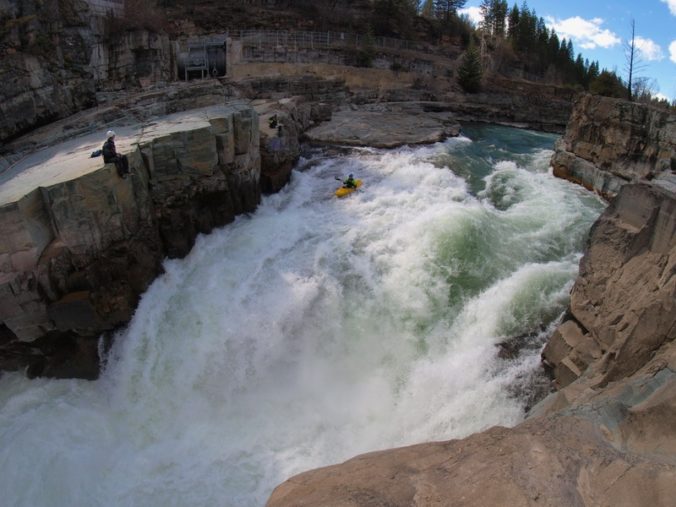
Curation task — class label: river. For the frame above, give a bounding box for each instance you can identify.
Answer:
[0,125,604,506]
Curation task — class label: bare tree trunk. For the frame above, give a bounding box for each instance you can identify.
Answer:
[626,19,635,101]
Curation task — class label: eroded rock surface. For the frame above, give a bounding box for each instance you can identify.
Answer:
[542,182,675,390]
[254,97,332,193]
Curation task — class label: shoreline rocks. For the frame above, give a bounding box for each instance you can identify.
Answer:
[542,182,676,391]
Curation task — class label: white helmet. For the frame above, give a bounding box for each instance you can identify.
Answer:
[106,130,116,139]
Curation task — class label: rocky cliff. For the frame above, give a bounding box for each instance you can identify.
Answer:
[0,0,173,143]
[0,103,260,378]
[542,183,675,390]
[551,94,676,199]
[266,96,676,507]
[1,0,579,147]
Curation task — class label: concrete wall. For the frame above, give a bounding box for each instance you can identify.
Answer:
[86,0,125,16]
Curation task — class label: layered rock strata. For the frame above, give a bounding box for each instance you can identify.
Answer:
[254,97,332,194]
[444,75,575,133]
[551,94,676,199]
[0,104,259,378]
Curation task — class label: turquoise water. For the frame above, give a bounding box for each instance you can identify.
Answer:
[0,126,604,506]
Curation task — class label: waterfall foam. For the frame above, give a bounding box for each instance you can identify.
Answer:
[0,126,604,506]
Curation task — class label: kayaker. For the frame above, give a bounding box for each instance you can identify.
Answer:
[342,174,357,189]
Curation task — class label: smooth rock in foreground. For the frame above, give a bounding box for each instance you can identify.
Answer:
[268,343,676,507]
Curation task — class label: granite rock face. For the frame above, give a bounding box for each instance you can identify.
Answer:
[254,97,332,194]
[551,94,676,198]
[0,104,259,378]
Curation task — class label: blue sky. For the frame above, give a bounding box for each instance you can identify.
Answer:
[460,0,676,101]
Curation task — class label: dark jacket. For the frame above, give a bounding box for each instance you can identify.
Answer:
[102,138,117,163]
[344,177,356,188]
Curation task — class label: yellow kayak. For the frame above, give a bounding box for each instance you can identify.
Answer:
[335,179,362,198]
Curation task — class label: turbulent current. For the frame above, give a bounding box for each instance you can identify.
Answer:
[0,125,604,506]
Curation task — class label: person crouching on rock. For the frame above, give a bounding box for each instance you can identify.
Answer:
[102,130,130,179]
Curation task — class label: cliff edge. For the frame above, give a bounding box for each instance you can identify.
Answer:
[551,94,675,199]
[0,103,260,378]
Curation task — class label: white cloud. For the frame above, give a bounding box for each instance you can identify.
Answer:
[635,36,664,61]
[459,7,483,26]
[546,16,621,49]
[661,0,676,16]
[654,92,670,101]
[670,40,676,63]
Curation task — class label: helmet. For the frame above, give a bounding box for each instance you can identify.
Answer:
[106,130,116,139]
[349,173,353,178]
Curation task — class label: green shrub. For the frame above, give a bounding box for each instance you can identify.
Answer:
[457,44,482,93]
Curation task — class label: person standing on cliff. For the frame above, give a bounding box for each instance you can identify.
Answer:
[102,130,131,179]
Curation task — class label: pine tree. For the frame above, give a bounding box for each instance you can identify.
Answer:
[457,43,483,92]
[434,0,467,22]
[590,70,627,98]
[493,0,508,37]
[421,0,435,18]
[480,0,495,34]
[479,0,507,36]
[507,4,519,40]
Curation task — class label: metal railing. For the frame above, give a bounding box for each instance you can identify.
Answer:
[230,30,435,55]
